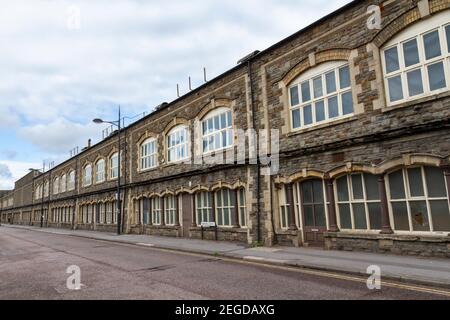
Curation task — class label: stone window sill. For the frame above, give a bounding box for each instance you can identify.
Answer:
[381,91,450,113]
[287,116,358,137]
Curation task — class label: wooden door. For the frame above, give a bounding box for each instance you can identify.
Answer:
[300,179,327,246]
[181,194,193,238]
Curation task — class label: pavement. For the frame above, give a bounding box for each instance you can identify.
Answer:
[2,224,450,289]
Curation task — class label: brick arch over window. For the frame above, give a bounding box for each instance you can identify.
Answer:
[195,98,233,120]
[275,169,326,185]
[329,163,377,179]
[162,117,190,136]
[373,4,449,47]
[280,49,352,88]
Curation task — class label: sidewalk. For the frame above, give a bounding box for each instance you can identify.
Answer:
[3,224,450,288]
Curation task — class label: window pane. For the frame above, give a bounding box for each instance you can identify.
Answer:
[407,168,425,197]
[385,47,400,73]
[280,207,287,228]
[303,105,312,125]
[406,69,424,96]
[315,101,325,122]
[368,203,382,230]
[325,71,336,94]
[339,204,352,229]
[290,86,299,106]
[392,201,409,230]
[342,92,354,115]
[364,174,380,200]
[302,182,312,204]
[303,205,314,226]
[425,167,447,198]
[389,170,406,199]
[403,39,420,67]
[424,30,441,60]
[301,81,311,102]
[312,180,324,203]
[388,76,404,102]
[410,201,430,231]
[339,66,351,89]
[351,174,364,200]
[292,109,301,129]
[446,25,450,53]
[428,62,446,91]
[430,200,450,232]
[336,176,349,201]
[314,205,326,227]
[352,203,367,229]
[313,76,323,98]
[328,96,339,118]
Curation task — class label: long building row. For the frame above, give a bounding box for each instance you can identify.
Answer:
[1,0,450,257]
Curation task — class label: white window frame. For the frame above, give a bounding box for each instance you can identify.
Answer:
[83,164,92,187]
[60,174,66,193]
[53,177,60,195]
[201,107,234,154]
[335,173,381,231]
[278,186,290,230]
[140,138,158,171]
[151,197,162,225]
[68,171,75,191]
[95,159,105,184]
[215,189,234,227]
[387,166,450,234]
[164,195,177,226]
[238,188,247,227]
[196,192,213,224]
[110,152,119,180]
[44,181,49,197]
[381,12,450,106]
[294,179,330,230]
[288,61,354,131]
[167,125,190,163]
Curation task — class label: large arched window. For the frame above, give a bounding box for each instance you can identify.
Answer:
[202,107,233,153]
[387,166,450,232]
[53,177,60,195]
[95,159,105,183]
[196,191,213,224]
[164,195,177,226]
[215,189,234,227]
[44,181,49,197]
[167,125,189,163]
[83,164,92,187]
[151,197,162,225]
[110,152,119,180]
[381,12,450,105]
[68,170,75,191]
[335,173,381,230]
[289,61,354,130]
[140,138,158,171]
[60,174,67,193]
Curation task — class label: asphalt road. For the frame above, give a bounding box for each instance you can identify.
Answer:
[0,227,448,300]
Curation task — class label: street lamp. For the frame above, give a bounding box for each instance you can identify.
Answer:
[93,106,122,235]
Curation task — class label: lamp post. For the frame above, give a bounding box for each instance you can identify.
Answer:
[93,106,122,235]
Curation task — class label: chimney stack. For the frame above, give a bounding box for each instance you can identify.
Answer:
[88,139,91,148]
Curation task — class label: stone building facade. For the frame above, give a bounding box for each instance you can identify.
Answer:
[1,0,450,257]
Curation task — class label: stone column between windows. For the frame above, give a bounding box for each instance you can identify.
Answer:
[191,194,197,227]
[161,197,166,226]
[148,198,153,226]
[232,189,240,228]
[378,175,394,234]
[211,192,216,224]
[285,183,297,231]
[326,179,340,232]
[174,195,180,226]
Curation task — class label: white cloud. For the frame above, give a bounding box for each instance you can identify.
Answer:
[0,161,40,189]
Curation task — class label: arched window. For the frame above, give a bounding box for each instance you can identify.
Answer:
[335,173,381,230]
[238,188,247,227]
[140,138,158,170]
[44,181,49,197]
[35,185,42,200]
[215,189,234,227]
[53,177,60,195]
[167,125,189,163]
[60,174,66,193]
[95,159,105,183]
[164,195,177,226]
[196,192,213,224]
[387,166,450,232]
[151,197,162,225]
[202,107,233,153]
[68,170,75,191]
[83,164,92,187]
[110,152,119,180]
[289,61,353,130]
[381,12,450,105]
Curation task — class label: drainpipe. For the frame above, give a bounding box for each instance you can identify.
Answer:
[247,59,261,244]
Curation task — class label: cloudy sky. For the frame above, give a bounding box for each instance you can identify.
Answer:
[0,0,351,189]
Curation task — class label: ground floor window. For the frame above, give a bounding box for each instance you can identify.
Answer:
[238,188,247,227]
[151,197,162,225]
[297,179,327,228]
[335,173,381,230]
[215,189,234,227]
[388,166,450,232]
[164,195,177,226]
[143,198,150,225]
[196,192,213,225]
[278,186,290,229]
